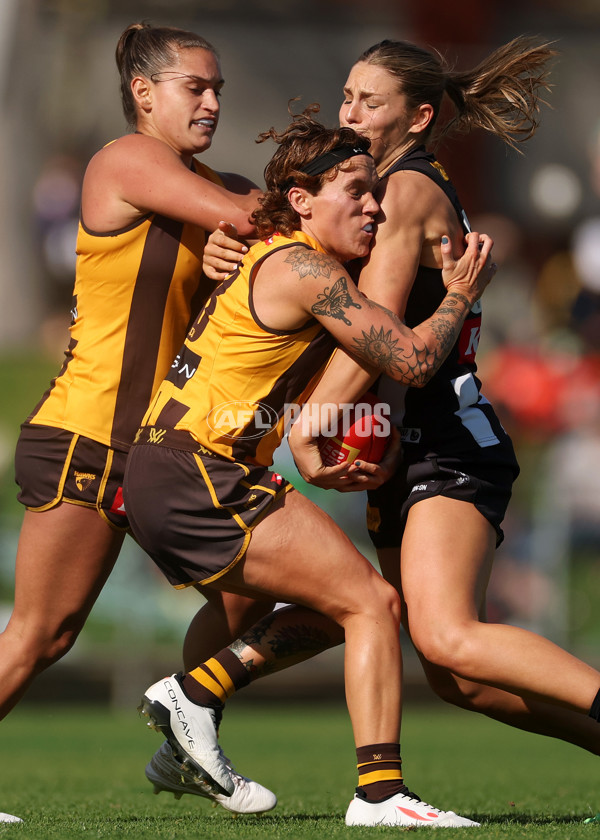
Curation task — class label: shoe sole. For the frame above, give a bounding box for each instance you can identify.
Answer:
[145,766,213,801]
[138,695,231,797]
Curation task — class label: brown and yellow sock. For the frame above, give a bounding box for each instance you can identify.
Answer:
[356,742,405,803]
[181,648,250,707]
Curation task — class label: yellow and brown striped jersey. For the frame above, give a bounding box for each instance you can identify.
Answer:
[139,230,336,466]
[26,159,222,451]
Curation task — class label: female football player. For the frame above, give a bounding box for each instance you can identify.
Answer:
[123,110,495,827]
[288,36,600,760]
[197,35,600,796]
[0,21,277,817]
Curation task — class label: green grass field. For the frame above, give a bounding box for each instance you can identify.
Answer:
[0,701,597,839]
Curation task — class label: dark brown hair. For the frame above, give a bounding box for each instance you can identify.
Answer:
[115,22,218,127]
[253,105,371,238]
[358,36,557,151]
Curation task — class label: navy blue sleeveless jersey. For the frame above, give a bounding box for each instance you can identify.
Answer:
[374,145,510,456]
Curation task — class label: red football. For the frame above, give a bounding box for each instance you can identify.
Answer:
[318,392,390,467]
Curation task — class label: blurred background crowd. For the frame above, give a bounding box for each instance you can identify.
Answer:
[0,0,599,707]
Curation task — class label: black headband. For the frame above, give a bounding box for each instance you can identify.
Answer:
[280,143,372,192]
[299,143,372,177]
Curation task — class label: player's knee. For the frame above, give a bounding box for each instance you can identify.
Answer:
[411,621,473,673]
[7,619,83,671]
[337,577,401,630]
[369,578,402,628]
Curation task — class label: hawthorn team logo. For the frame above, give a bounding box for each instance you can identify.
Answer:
[74,471,96,492]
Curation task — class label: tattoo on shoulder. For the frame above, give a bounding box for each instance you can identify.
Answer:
[284,247,335,279]
[311,276,361,327]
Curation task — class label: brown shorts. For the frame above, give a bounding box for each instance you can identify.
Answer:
[123,442,292,589]
[14,423,130,531]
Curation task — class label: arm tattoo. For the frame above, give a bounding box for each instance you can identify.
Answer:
[311,276,362,326]
[352,291,471,386]
[285,247,363,327]
[436,291,471,313]
[284,247,335,279]
[428,292,472,360]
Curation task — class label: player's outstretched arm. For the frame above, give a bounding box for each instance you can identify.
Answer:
[84,136,261,236]
[295,232,495,388]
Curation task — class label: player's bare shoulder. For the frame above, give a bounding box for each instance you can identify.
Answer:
[85,134,147,187]
[282,247,362,320]
[82,135,175,231]
[380,168,439,223]
[262,245,361,327]
[283,245,339,280]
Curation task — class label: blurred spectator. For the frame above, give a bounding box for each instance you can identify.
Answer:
[32,154,84,286]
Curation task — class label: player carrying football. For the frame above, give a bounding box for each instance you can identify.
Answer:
[123,110,494,827]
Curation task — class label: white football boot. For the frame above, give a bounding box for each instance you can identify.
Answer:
[139,673,234,796]
[145,741,277,814]
[345,787,480,828]
[0,813,22,823]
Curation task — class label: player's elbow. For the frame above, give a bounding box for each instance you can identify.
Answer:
[388,367,435,388]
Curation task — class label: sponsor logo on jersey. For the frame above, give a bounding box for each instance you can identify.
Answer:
[399,427,421,443]
[167,346,202,389]
[457,311,482,364]
[430,160,450,181]
[263,232,281,245]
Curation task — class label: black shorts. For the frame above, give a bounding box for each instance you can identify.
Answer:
[14,423,130,530]
[123,441,292,589]
[367,441,520,549]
